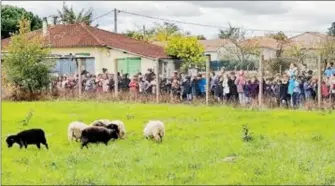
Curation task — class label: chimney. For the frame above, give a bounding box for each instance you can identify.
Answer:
[42,17,48,36]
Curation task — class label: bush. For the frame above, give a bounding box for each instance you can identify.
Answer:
[2,17,54,100]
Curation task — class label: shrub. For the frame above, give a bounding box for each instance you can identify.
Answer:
[2,17,54,100]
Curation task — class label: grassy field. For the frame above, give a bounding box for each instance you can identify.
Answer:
[2,101,335,185]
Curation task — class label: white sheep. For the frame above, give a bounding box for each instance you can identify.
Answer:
[67,121,89,142]
[90,119,126,139]
[143,120,165,143]
[90,119,111,127]
[110,120,126,139]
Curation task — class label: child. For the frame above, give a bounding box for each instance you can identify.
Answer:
[129,76,139,98]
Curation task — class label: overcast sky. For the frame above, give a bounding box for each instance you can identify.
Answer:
[3,1,334,39]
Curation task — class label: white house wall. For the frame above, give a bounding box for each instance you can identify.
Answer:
[50,47,173,75]
[204,51,218,61]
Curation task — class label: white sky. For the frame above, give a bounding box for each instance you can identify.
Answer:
[3,1,335,39]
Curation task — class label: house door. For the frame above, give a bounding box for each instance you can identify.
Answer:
[117,57,141,76]
[117,58,127,75]
[127,57,141,77]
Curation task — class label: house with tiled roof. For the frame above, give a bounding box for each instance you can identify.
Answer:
[1,19,176,77]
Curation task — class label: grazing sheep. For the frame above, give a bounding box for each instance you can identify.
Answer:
[90,119,126,139]
[6,128,49,149]
[143,120,165,143]
[80,126,119,149]
[90,119,111,127]
[110,120,126,139]
[68,121,89,142]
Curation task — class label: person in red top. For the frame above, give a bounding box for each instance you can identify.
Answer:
[321,77,330,100]
[129,76,139,99]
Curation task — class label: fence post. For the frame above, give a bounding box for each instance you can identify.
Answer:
[156,59,160,104]
[77,58,82,97]
[114,58,118,97]
[317,56,322,109]
[205,54,211,105]
[279,65,282,74]
[258,55,264,108]
[234,65,237,73]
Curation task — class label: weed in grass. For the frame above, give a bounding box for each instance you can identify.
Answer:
[242,124,253,142]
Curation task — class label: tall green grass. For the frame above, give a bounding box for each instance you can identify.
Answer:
[2,101,335,184]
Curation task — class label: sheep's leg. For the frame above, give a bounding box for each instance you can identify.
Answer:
[23,141,28,149]
[153,135,161,143]
[81,142,88,149]
[36,143,41,149]
[42,142,49,149]
[19,143,23,149]
[104,141,108,146]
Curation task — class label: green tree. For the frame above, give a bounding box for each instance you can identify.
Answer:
[2,17,53,99]
[165,35,205,71]
[196,35,206,40]
[55,2,96,26]
[265,31,291,73]
[154,22,182,42]
[124,25,156,42]
[328,22,335,36]
[1,5,42,39]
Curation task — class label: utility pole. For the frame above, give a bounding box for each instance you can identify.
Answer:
[114,8,118,33]
[143,25,146,35]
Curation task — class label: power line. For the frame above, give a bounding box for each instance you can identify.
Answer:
[91,10,115,22]
[119,10,325,34]
[91,8,327,34]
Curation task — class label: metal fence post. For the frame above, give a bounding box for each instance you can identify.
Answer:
[77,58,82,97]
[205,54,211,105]
[258,55,264,108]
[114,58,118,97]
[156,59,160,104]
[317,56,322,109]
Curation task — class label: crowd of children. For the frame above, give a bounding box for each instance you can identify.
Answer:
[52,62,335,108]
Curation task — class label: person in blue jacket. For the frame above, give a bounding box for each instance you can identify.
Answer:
[324,62,335,78]
[197,74,206,97]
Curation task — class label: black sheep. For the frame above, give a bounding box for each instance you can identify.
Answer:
[6,128,49,149]
[80,126,119,149]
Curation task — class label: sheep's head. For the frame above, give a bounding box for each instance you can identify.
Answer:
[6,135,16,148]
[105,127,119,140]
[106,123,120,138]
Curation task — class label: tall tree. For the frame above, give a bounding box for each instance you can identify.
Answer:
[218,24,260,64]
[124,25,156,42]
[154,22,182,42]
[265,31,291,73]
[55,2,96,26]
[328,22,335,36]
[218,23,240,39]
[2,17,53,99]
[196,35,206,40]
[1,5,42,39]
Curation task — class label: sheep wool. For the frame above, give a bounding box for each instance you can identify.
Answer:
[90,119,111,127]
[68,121,89,141]
[110,120,126,139]
[80,126,119,149]
[143,120,165,143]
